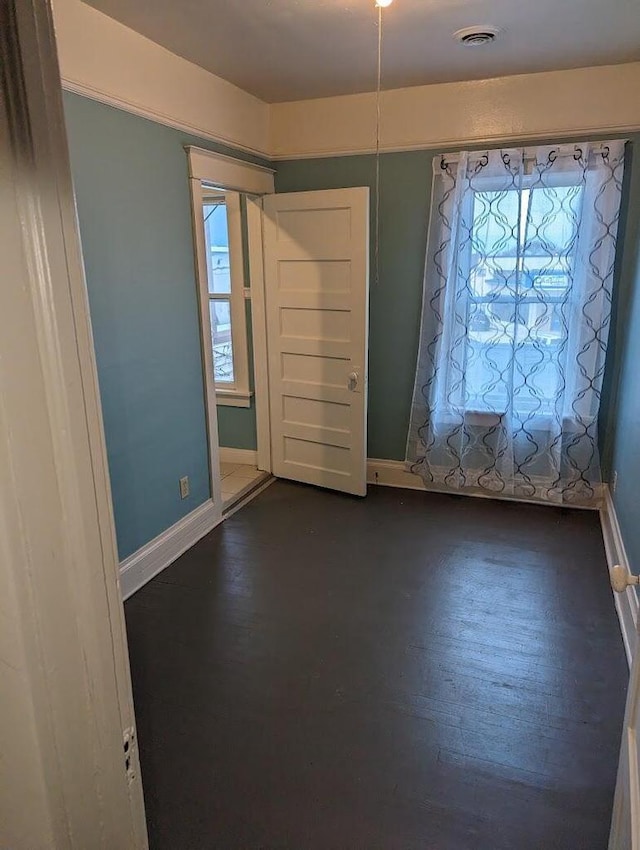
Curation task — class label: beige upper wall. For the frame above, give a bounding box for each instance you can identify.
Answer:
[52,0,640,161]
[52,0,270,157]
[270,62,640,159]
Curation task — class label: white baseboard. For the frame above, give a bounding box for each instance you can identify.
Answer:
[600,485,637,668]
[219,447,258,466]
[119,499,221,600]
[367,458,602,509]
[367,458,428,490]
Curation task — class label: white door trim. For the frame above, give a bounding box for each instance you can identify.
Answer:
[1,1,147,845]
[188,176,225,516]
[601,485,638,669]
[187,151,274,489]
[246,196,272,473]
[186,145,275,193]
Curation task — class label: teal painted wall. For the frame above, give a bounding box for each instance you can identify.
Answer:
[276,151,431,460]
[64,92,260,558]
[608,141,640,570]
[275,137,640,465]
[63,89,640,559]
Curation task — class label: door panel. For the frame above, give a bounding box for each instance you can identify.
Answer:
[263,188,369,496]
[609,586,640,849]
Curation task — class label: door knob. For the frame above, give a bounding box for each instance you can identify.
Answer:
[610,564,640,594]
[348,371,359,391]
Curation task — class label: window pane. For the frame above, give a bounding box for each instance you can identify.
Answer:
[210,299,234,383]
[465,185,581,414]
[203,201,231,294]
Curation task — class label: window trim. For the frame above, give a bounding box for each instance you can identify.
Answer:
[202,191,251,406]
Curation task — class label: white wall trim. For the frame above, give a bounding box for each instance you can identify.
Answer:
[119,476,274,599]
[246,198,272,474]
[187,146,274,193]
[187,177,225,513]
[62,78,269,159]
[119,500,221,600]
[215,390,253,408]
[600,486,638,669]
[219,447,258,465]
[367,458,428,491]
[367,458,602,507]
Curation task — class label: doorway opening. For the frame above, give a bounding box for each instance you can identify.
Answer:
[188,147,371,521]
[200,187,270,512]
[188,148,275,524]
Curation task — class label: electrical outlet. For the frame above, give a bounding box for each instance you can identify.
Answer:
[612,470,618,494]
[179,476,190,499]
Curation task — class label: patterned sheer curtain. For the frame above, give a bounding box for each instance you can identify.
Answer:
[406,141,626,505]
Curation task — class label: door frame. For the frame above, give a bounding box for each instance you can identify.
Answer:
[246,196,272,473]
[186,147,275,508]
[1,0,147,845]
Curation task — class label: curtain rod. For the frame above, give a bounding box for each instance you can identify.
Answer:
[436,142,623,166]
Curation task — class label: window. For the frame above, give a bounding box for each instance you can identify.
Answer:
[407,142,625,504]
[462,181,582,416]
[202,191,250,406]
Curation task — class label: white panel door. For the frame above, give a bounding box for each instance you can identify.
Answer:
[263,187,369,496]
[610,613,640,849]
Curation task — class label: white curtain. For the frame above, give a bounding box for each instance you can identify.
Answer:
[406,141,626,505]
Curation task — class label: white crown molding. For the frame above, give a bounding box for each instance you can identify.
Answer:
[62,77,270,160]
[600,485,638,669]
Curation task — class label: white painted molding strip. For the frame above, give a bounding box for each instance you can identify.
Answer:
[600,486,638,668]
[366,458,602,508]
[367,458,427,490]
[186,146,275,194]
[219,447,258,466]
[119,499,220,600]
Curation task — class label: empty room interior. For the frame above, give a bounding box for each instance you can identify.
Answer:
[7,0,640,847]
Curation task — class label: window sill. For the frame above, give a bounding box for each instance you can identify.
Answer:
[215,389,253,408]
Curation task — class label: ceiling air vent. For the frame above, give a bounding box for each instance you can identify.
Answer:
[454,26,501,47]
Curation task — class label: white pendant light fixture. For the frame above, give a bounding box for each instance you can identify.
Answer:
[375,0,393,6]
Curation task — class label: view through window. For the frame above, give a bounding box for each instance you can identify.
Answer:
[463,183,582,414]
[203,197,234,383]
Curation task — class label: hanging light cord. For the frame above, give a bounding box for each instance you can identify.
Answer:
[374,3,383,287]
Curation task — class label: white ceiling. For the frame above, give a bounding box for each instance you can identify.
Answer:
[83,0,640,103]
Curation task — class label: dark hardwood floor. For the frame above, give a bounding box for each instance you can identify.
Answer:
[125,481,628,850]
